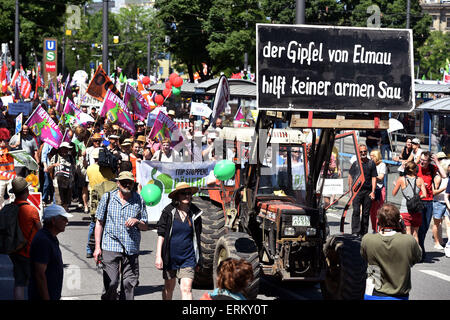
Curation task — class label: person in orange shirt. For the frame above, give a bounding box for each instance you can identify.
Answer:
[8,176,42,300]
[0,128,15,208]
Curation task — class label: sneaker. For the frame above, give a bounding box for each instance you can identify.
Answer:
[434,243,444,250]
[445,244,450,258]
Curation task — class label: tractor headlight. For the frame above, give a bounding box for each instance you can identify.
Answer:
[284,227,296,236]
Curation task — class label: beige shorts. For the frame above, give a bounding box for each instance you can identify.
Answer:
[163,267,195,280]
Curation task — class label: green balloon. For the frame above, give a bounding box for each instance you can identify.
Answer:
[141,184,162,206]
[214,160,236,181]
[172,86,181,95]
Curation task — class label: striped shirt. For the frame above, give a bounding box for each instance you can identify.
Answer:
[0,149,15,180]
[96,189,148,255]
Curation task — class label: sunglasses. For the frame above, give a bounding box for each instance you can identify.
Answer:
[360,150,368,154]
[120,180,134,187]
[179,191,192,196]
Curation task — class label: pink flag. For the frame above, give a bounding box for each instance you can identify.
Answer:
[25,105,63,149]
[234,105,244,121]
[100,90,135,135]
[123,84,151,121]
[148,110,184,147]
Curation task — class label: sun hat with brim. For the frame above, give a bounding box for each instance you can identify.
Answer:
[59,142,72,149]
[109,134,120,140]
[411,138,420,145]
[116,171,134,181]
[168,182,199,199]
[168,110,176,116]
[9,177,31,194]
[436,151,447,159]
[92,133,102,140]
[136,135,146,143]
[43,204,73,220]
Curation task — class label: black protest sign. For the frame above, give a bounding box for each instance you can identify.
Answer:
[257,24,415,113]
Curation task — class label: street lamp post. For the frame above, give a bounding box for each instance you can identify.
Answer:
[102,0,109,72]
[296,0,305,24]
[14,0,19,69]
[147,34,151,76]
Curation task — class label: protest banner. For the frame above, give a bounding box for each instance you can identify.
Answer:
[136,160,216,222]
[8,102,32,116]
[148,110,184,147]
[87,65,122,102]
[25,104,63,148]
[123,84,151,121]
[190,102,212,118]
[210,75,230,127]
[0,95,14,108]
[9,150,39,171]
[100,90,135,135]
[257,24,415,112]
[15,113,22,134]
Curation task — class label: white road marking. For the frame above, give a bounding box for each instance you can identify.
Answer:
[418,270,450,282]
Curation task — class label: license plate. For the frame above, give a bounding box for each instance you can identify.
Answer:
[292,215,310,227]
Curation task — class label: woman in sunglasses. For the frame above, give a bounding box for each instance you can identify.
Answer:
[155,182,202,300]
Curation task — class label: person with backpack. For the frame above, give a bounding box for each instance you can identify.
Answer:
[0,127,15,208]
[7,176,42,300]
[48,142,76,212]
[85,147,116,259]
[93,171,148,300]
[392,161,427,243]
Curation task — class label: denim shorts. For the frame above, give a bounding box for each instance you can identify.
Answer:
[433,201,449,219]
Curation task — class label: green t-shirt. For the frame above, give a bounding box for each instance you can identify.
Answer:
[361,232,422,296]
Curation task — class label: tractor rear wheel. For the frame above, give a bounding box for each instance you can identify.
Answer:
[213,232,260,300]
[320,234,367,300]
[192,196,226,288]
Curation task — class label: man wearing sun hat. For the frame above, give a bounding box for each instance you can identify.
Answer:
[28,204,72,300]
[408,138,423,164]
[94,171,148,300]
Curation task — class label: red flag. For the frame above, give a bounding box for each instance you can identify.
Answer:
[0,62,9,93]
[19,66,31,99]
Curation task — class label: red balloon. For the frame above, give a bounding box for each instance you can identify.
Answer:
[165,81,172,89]
[142,76,150,85]
[169,73,178,82]
[162,88,172,98]
[173,76,183,88]
[11,61,15,66]
[154,94,164,106]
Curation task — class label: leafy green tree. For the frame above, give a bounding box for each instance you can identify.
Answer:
[154,0,213,82]
[417,31,450,80]
[350,0,431,57]
[204,0,264,76]
[0,0,88,69]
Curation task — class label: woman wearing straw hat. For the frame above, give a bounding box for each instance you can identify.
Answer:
[155,182,202,300]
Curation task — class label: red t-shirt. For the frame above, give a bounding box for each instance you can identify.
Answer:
[417,164,437,201]
[15,200,40,258]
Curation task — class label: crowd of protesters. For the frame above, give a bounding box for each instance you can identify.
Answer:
[1,72,449,302]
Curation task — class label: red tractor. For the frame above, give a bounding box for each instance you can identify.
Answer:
[193,111,381,299]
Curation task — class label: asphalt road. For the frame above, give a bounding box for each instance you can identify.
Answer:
[0,145,449,300]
